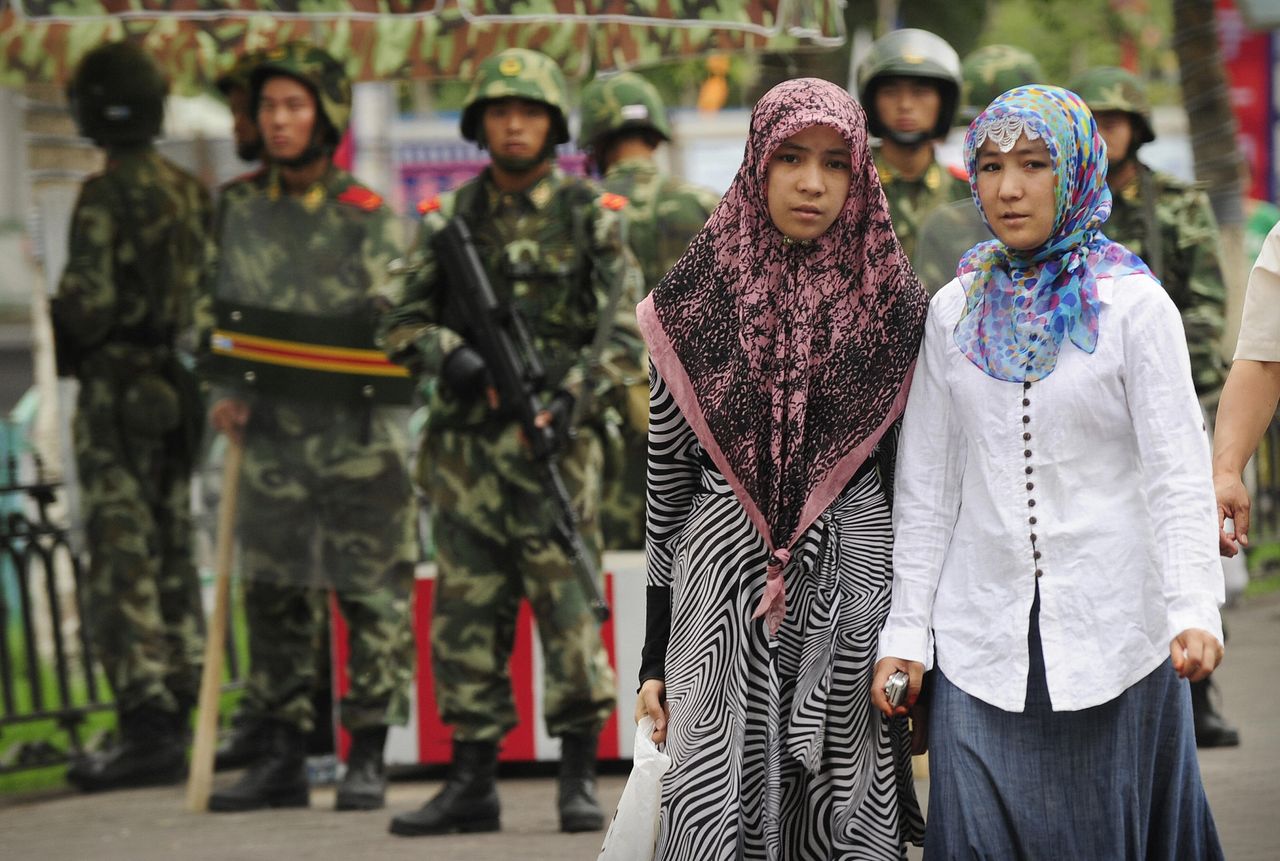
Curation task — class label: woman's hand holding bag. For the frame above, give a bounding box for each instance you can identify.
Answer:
[597,716,671,861]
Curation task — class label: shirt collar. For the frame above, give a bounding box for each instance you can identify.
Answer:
[874,149,943,190]
[482,166,559,214]
[265,165,333,213]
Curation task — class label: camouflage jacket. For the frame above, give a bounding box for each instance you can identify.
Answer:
[600,157,719,293]
[199,164,405,418]
[874,147,970,261]
[379,166,644,431]
[1105,164,1227,394]
[53,146,211,378]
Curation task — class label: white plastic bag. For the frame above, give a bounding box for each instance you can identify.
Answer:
[598,717,672,861]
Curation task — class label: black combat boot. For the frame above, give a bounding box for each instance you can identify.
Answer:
[558,733,604,833]
[215,713,268,771]
[208,720,310,811]
[336,726,388,811]
[388,740,500,836]
[66,703,187,792]
[1191,678,1240,748]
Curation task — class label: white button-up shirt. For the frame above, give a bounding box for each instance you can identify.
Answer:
[879,271,1224,713]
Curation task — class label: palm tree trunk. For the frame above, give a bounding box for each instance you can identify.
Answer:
[1172,0,1246,360]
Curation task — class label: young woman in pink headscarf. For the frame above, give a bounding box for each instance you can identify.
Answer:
[633,78,929,859]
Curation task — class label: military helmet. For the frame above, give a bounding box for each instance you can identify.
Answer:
[216,49,267,97]
[68,40,168,144]
[959,45,1044,125]
[250,42,351,142]
[578,72,672,151]
[856,28,962,140]
[460,48,571,146]
[1068,66,1155,146]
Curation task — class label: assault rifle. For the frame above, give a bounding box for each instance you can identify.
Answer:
[432,217,611,624]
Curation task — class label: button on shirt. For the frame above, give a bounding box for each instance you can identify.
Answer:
[879,272,1224,713]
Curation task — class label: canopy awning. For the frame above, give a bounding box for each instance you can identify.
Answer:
[1,1,845,91]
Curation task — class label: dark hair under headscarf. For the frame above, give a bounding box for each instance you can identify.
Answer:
[636,77,927,633]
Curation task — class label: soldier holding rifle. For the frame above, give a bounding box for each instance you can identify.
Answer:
[380,47,642,837]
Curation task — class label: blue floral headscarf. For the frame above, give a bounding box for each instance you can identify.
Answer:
[953,85,1151,382]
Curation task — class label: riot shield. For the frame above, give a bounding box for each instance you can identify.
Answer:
[911,198,991,296]
[195,189,420,591]
[203,191,413,406]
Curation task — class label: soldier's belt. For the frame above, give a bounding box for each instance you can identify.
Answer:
[205,301,412,405]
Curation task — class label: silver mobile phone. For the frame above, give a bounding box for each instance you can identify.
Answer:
[884,671,909,708]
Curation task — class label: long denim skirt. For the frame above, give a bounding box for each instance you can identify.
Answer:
[923,593,1223,860]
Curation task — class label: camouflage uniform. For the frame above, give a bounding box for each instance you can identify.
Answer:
[1104,168,1227,394]
[1072,67,1227,396]
[57,146,209,718]
[209,165,417,735]
[384,168,628,742]
[381,51,636,748]
[53,42,210,792]
[579,72,720,548]
[876,152,971,262]
[856,29,969,261]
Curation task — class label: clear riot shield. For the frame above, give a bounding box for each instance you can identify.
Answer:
[194,190,420,591]
[204,191,413,406]
[911,198,992,296]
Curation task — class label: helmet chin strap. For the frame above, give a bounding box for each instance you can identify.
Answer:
[883,128,930,147]
[1108,150,1138,174]
[276,143,328,169]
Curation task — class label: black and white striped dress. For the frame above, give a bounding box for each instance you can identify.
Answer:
[643,372,924,861]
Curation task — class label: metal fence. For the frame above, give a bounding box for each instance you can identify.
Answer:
[0,454,106,773]
[0,453,245,776]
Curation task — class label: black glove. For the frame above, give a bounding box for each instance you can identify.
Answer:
[441,345,489,399]
[546,390,576,447]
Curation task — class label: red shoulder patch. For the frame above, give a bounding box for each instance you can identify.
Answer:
[599,192,628,211]
[417,196,442,216]
[948,163,969,182]
[337,185,383,212]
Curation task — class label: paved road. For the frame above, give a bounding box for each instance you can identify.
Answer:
[2,592,1277,860]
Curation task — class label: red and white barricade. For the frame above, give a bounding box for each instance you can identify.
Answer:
[333,551,647,763]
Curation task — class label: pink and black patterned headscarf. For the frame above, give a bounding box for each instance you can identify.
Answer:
[637,78,927,633]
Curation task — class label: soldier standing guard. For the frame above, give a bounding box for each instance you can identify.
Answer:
[200,43,417,812]
[52,41,212,793]
[855,28,970,262]
[209,49,340,775]
[381,47,640,837]
[1072,66,1238,749]
[577,71,719,549]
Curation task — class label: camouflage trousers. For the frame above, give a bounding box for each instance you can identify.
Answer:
[423,423,617,743]
[73,382,203,715]
[236,406,417,733]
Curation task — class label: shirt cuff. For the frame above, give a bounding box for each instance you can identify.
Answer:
[1167,592,1224,647]
[877,621,934,669]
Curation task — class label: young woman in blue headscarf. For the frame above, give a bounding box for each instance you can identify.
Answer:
[871,85,1226,858]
